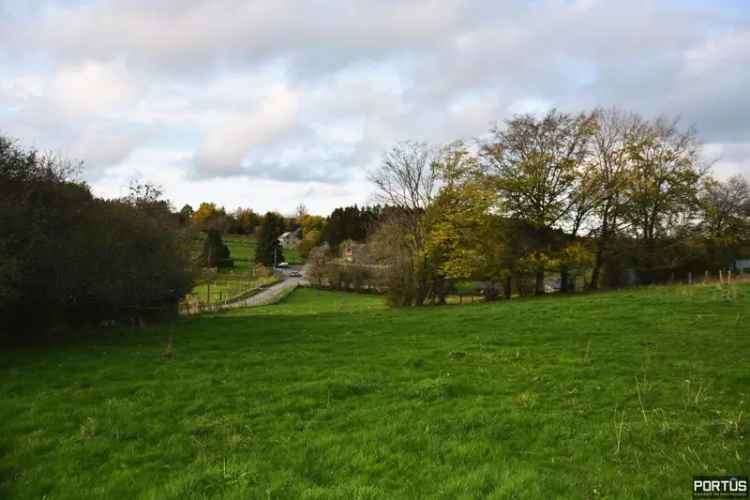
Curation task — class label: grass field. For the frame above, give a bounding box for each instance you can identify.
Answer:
[220,235,302,271]
[1,283,748,499]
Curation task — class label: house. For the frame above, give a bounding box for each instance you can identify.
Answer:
[278,229,300,249]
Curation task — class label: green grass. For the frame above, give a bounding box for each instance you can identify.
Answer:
[223,235,257,274]
[1,283,748,499]
[187,276,278,306]
[221,235,302,270]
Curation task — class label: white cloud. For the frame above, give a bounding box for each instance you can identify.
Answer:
[0,0,748,213]
[193,84,301,177]
[51,60,144,115]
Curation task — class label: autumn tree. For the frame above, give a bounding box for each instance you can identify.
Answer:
[424,143,502,301]
[481,109,596,294]
[622,117,705,282]
[192,202,227,231]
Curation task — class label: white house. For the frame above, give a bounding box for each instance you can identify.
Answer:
[735,259,750,273]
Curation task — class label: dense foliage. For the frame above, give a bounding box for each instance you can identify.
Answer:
[0,136,193,342]
[254,211,286,267]
[323,205,381,248]
[198,230,233,268]
[367,109,750,305]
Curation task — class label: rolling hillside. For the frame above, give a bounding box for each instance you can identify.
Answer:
[1,283,748,499]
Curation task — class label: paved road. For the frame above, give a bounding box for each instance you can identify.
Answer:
[223,271,306,309]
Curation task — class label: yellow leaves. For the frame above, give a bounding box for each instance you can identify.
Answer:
[192,202,220,225]
[559,242,595,269]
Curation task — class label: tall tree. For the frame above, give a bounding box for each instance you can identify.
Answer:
[481,109,596,294]
[586,108,641,289]
[369,141,441,305]
[255,212,285,267]
[622,116,705,282]
[425,148,501,301]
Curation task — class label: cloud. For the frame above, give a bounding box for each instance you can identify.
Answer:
[192,84,301,177]
[0,0,748,214]
[51,60,144,115]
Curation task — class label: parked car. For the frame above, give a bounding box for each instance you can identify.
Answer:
[289,271,302,278]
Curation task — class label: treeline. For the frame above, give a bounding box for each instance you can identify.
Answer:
[363,108,750,305]
[179,199,383,265]
[0,136,195,343]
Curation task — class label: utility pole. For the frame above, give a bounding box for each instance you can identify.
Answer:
[274,246,278,269]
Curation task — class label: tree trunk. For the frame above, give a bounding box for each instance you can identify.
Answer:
[589,248,603,290]
[535,269,545,296]
[504,275,512,300]
[560,266,570,293]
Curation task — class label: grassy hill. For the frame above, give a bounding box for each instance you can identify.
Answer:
[1,283,748,499]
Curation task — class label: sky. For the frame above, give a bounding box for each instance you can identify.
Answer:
[1,0,749,215]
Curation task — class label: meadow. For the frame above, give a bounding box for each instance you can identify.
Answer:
[1,283,748,499]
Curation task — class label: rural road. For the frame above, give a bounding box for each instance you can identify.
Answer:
[224,267,306,309]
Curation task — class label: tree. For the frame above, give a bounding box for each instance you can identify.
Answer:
[0,135,193,341]
[696,175,750,269]
[305,246,330,286]
[481,109,596,294]
[179,204,194,225]
[424,143,502,301]
[622,116,705,282]
[322,205,378,248]
[255,212,285,267]
[228,208,258,234]
[192,202,227,231]
[699,175,750,239]
[369,141,442,305]
[586,108,641,289]
[198,229,233,268]
[297,229,323,258]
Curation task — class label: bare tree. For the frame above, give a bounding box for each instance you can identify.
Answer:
[368,141,444,305]
[369,140,440,212]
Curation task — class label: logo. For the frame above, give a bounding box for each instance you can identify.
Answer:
[693,476,748,498]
